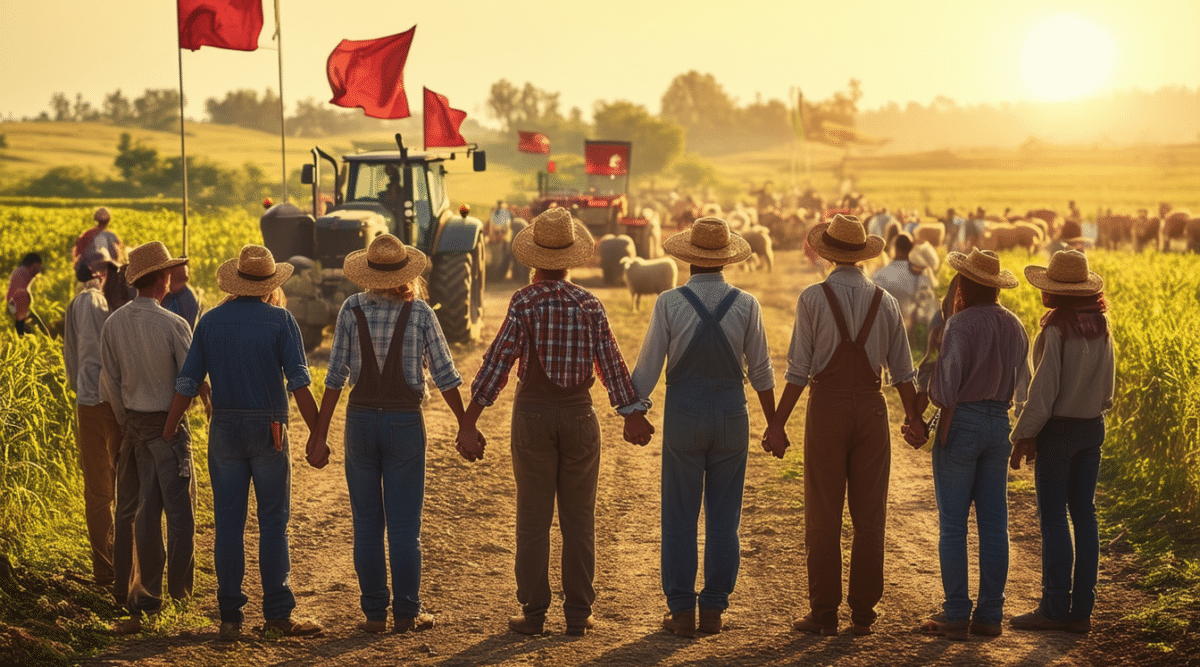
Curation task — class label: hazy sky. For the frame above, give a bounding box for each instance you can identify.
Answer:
[2,0,1198,126]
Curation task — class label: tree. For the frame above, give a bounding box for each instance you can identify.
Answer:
[114,132,160,185]
[134,89,182,131]
[592,101,684,176]
[73,93,97,122]
[50,93,71,121]
[206,88,281,133]
[487,79,563,132]
[103,89,135,125]
[660,71,737,151]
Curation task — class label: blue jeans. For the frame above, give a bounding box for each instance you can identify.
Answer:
[660,382,748,614]
[208,410,294,623]
[1035,416,1103,622]
[932,401,1011,625]
[344,408,426,621]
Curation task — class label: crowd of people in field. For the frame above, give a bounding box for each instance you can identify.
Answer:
[8,203,1114,644]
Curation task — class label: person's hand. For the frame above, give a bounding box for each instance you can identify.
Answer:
[902,416,928,449]
[762,425,789,459]
[456,426,485,462]
[305,433,330,469]
[914,392,930,419]
[623,411,654,446]
[1010,438,1036,470]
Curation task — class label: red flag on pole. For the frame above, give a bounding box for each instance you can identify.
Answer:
[178,0,264,51]
[518,131,550,154]
[327,27,416,119]
[423,87,467,149]
[584,141,630,176]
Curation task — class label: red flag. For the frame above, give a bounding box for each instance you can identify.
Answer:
[518,131,550,154]
[178,0,264,51]
[584,141,630,176]
[423,87,467,149]
[327,27,416,119]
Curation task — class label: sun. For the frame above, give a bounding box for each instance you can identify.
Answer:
[1021,14,1117,102]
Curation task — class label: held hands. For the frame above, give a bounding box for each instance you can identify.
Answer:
[761,425,789,459]
[901,416,929,449]
[305,432,330,469]
[1010,438,1036,470]
[455,426,486,462]
[623,411,654,446]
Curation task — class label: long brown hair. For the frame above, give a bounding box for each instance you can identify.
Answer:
[953,275,1000,314]
[1041,292,1109,340]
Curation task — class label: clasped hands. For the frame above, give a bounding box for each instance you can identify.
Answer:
[454,426,488,463]
[1009,438,1036,470]
[901,415,929,449]
[761,425,790,459]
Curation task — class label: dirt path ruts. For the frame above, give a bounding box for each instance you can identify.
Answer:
[86,254,1172,667]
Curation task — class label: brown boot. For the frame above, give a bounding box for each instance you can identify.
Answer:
[394,613,434,633]
[508,614,545,635]
[698,607,724,634]
[566,615,595,636]
[792,614,838,636]
[662,609,696,638]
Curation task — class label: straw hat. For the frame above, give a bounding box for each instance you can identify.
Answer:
[217,244,294,296]
[908,241,940,272]
[511,206,595,270]
[1024,250,1103,296]
[125,241,188,285]
[946,247,1018,289]
[343,234,426,290]
[807,214,885,263]
[663,216,751,267]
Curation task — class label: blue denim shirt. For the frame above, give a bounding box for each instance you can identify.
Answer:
[176,297,311,411]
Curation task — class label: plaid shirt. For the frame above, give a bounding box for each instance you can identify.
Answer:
[471,279,638,411]
[325,293,462,398]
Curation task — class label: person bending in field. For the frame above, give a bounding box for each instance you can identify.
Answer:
[99,242,195,634]
[64,256,123,593]
[765,214,926,637]
[456,207,654,637]
[164,244,321,642]
[627,216,779,638]
[7,252,43,336]
[1009,250,1113,636]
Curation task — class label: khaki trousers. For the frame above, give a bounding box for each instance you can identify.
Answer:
[76,402,122,587]
[509,403,600,624]
[803,389,890,627]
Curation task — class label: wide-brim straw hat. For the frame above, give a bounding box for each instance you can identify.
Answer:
[125,241,188,285]
[663,216,752,267]
[343,234,426,289]
[511,206,595,270]
[808,214,885,263]
[908,241,940,272]
[947,247,1019,289]
[1025,249,1103,295]
[217,244,294,296]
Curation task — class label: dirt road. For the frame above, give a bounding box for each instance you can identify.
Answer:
[87,251,1171,667]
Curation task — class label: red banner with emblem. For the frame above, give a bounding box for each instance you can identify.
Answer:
[584,141,630,176]
[518,131,550,154]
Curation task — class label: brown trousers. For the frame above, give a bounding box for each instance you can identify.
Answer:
[509,404,600,624]
[803,388,890,627]
[76,402,122,586]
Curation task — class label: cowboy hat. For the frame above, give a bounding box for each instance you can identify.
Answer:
[217,244,294,296]
[1024,249,1103,296]
[511,206,595,270]
[663,216,751,267]
[807,214,885,263]
[343,234,426,290]
[946,247,1018,289]
[125,241,188,285]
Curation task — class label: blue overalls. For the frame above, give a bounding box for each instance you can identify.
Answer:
[661,285,749,615]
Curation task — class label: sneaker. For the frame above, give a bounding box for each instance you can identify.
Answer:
[919,614,968,641]
[218,621,242,641]
[1010,610,1068,631]
[507,614,545,635]
[394,613,434,634]
[662,609,696,638]
[262,616,324,636]
[565,615,595,636]
[792,614,838,636]
[359,619,388,633]
[698,607,723,634]
[970,620,1003,637]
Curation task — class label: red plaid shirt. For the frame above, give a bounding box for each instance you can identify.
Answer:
[471,280,638,410]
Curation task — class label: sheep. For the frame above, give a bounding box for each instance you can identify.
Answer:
[598,234,636,286]
[740,225,774,272]
[620,256,678,311]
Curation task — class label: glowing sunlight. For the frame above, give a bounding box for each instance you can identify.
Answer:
[1020,14,1118,102]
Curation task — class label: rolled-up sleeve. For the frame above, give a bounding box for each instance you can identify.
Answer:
[280,312,312,392]
[881,296,917,385]
[743,296,774,392]
[423,308,462,392]
[175,320,205,397]
[629,296,670,411]
[470,299,525,406]
[784,294,814,387]
[325,303,355,391]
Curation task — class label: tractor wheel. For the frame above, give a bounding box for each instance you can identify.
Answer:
[429,245,484,345]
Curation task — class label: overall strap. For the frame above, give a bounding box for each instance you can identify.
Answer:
[711,287,742,323]
[380,300,415,378]
[677,286,715,325]
[351,306,380,378]
[855,287,885,346]
[819,282,852,342]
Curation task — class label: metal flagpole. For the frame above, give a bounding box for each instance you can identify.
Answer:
[275,0,287,203]
[175,4,189,257]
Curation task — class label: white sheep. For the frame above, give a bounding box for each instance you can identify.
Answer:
[620,256,678,311]
[598,234,636,286]
[739,225,774,272]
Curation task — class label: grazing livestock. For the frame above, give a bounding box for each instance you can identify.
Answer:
[1159,203,1193,252]
[620,256,678,311]
[598,234,636,286]
[739,225,775,272]
[912,223,945,248]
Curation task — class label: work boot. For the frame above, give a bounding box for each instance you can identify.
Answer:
[662,609,696,638]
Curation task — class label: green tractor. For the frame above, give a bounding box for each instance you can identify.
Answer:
[260,134,486,351]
